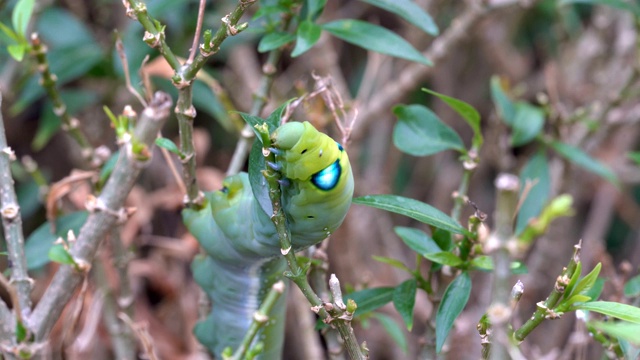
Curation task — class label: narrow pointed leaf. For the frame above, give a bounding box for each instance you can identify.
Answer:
[490,76,516,125]
[436,272,471,353]
[516,151,550,235]
[322,19,431,66]
[574,301,640,324]
[373,313,409,353]
[354,195,467,234]
[549,140,617,185]
[589,321,640,346]
[423,251,463,267]
[393,279,417,331]
[345,287,395,316]
[422,88,482,148]
[359,0,438,35]
[511,102,545,146]
[373,256,411,273]
[394,226,441,255]
[258,32,295,53]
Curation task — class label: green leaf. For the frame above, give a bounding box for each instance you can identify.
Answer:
[564,262,583,300]
[558,0,640,17]
[155,137,181,156]
[394,226,441,255]
[359,0,438,36]
[258,32,295,53]
[589,321,640,346]
[373,313,408,353]
[98,151,119,190]
[0,21,19,41]
[571,263,601,298]
[393,279,417,331]
[549,140,618,185]
[353,195,467,234]
[15,320,27,342]
[372,256,411,273]
[627,151,640,167]
[423,251,463,267]
[12,0,35,36]
[574,301,640,324]
[24,211,88,269]
[7,43,26,61]
[511,102,545,146]
[516,150,550,235]
[345,287,395,316]
[302,0,327,21]
[436,272,471,353]
[490,76,516,125]
[322,19,432,66]
[292,20,322,57]
[422,88,483,148]
[392,104,465,156]
[560,294,592,310]
[48,245,75,266]
[624,274,640,297]
[470,255,493,271]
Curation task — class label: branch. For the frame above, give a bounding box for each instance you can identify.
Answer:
[486,174,519,360]
[28,92,172,340]
[29,34,96,165]
[0,92,32,314]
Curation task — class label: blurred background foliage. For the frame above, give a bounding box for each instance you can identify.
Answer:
[1,0,640,359]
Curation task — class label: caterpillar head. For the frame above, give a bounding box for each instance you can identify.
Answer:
[271,121,344,185]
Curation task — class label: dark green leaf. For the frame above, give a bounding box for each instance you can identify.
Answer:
[48,245,75,266]
[24,211,88,269]
[392,104,464,156]
[394,226,441,255]
[359,0,438,35]
[373,256,411,273]
[549,140,618,185]
[589,321,640,346]
[15,320,27,342]
[155,137,181,156]
[422,88,483,148]
[302,0,327,21]
[564,262,583,300]
[258,32,295,53]
[433,228,453,251]
[558,0,640,17]
[354,195,467,234]
[98,151,119,190]
[574,301,640,324]
[436,272,471,353]
[511,102,545,146]
[292,20,322,57]
[490,76,516,125]
[516,151,550,235]
[624,274,640,297]
[584,277,605,301]
[345,287,395,316]
[393,279,417,331]
[12,0,35,36]
[373,313,408,353]
[322,19,431,66]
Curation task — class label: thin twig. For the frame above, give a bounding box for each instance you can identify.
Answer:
[187,0,207,65]
[116,36,148,107]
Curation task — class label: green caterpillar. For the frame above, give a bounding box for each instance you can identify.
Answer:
[183,121,354,359]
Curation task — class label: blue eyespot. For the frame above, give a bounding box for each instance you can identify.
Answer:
[337,142,344,151]
[311,159,341,190]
